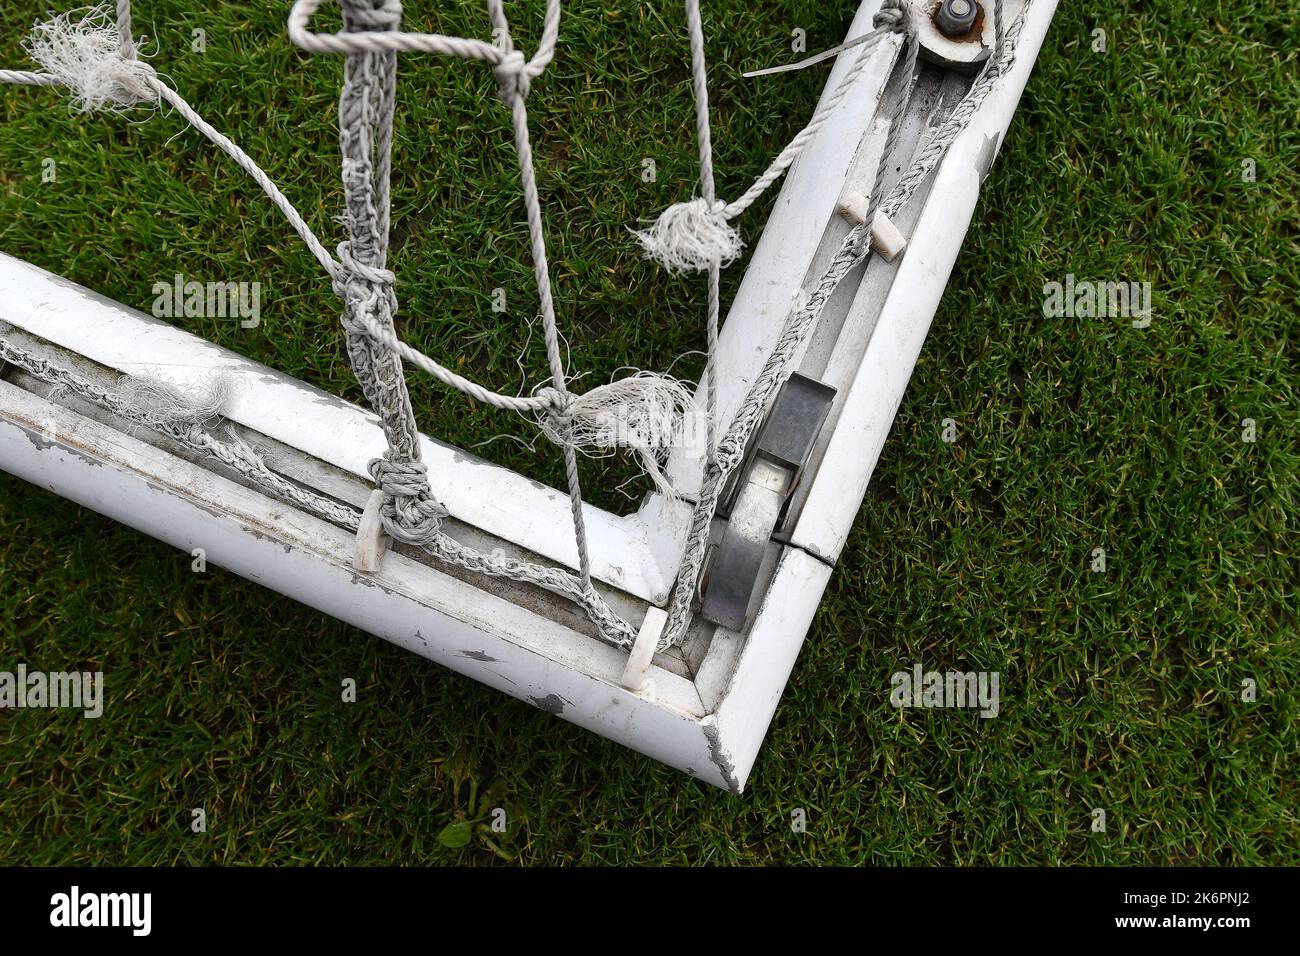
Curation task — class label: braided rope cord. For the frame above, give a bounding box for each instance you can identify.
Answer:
[0,337,358,528]
[0,335,635,642]
[331,0,443,547]
[116,0,134,55]
[0,69,60,85]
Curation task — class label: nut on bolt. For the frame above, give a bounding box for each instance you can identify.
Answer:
[935,0,978,37]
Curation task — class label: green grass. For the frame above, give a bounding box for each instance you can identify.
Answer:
[1,0,1295,865]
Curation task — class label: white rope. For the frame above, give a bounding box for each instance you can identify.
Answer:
[0,69,61,85]
[485,1,596,583]
[742,29,885,78]
[288,0,502,62]
[152,80,342,277]
[115,0,135,57]
[683,0,721,458]
[287,0,561,81]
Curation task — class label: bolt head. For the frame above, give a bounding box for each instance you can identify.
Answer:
[936,0,979,37]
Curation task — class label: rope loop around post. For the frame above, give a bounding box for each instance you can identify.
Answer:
[872,0,909,33]
[368,455,448,547]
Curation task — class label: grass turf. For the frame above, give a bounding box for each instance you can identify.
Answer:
[0,0,1296,864]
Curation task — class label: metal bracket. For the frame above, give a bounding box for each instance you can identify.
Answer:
[701,373,836,631]
[915,0,1001,75]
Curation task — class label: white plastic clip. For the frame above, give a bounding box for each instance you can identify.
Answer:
[835,189,907,262]
[353,489,391,572]
[621,606,668,695]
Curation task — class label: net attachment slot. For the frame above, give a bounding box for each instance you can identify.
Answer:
[700,373,836,631]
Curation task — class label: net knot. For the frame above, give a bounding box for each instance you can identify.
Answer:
[631,197,743,274]
[114,374,232,429]
[537,386,575,424]
[536,372,701,498]
[494,49,530,101]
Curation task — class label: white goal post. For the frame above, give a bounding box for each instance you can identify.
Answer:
[0,0,1057,790]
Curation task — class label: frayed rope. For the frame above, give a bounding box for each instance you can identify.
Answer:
[539,372,703,498]
[631,197,743,274]
[113,373,232,429]
[24,4,158,113]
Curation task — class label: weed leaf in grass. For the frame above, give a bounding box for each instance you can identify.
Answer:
[438,820,473,849]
